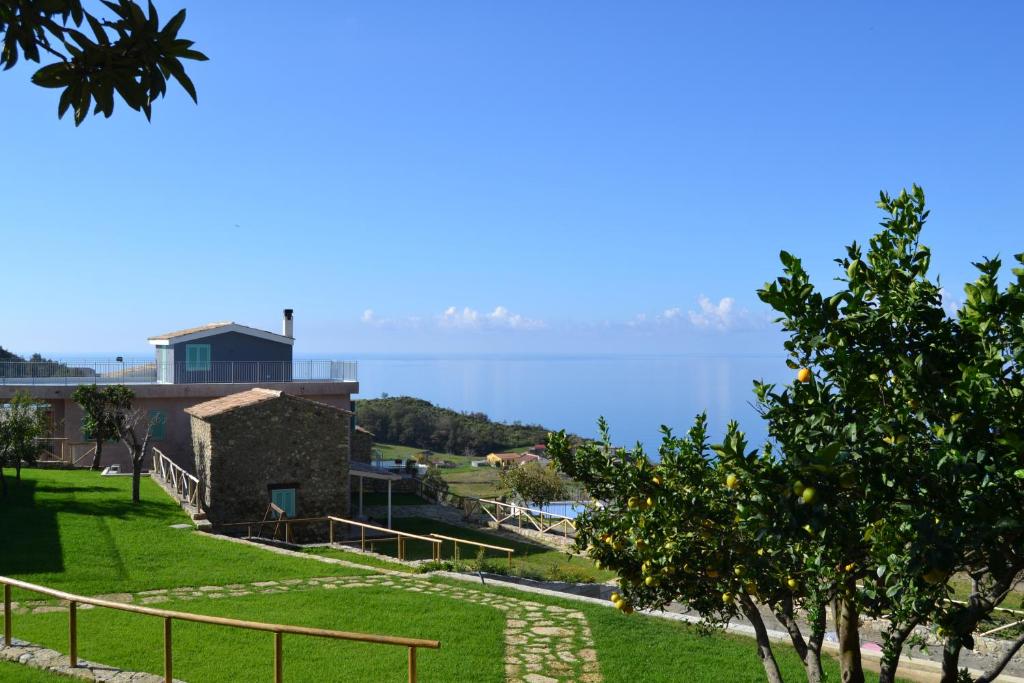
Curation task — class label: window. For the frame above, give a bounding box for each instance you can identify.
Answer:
[185,344,211,371]
[270,487,296,518]
[81,417,117,443]
[148,410,166,441]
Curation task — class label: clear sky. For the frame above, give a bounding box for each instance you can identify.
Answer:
[2,2,1022,357]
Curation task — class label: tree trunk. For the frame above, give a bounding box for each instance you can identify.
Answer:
[15,460,21,481]
[833,593,865,683]
[806,604,827,683]
[774,596,825,683]
[90,440,104,471]
[878,618,918,683]
[939,639,962,683]
[0,467,6,497]
[739,594,785,683]
[132,452,142,503]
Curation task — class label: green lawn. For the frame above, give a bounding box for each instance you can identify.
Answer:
[0,470,368,598]
[0,660,74,682]
[332,518,617,583]
[0,469,909,682]
[9,587,504,683]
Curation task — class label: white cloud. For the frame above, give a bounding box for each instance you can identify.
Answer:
[361,309,376,323]
[661,307,682,320]
[688,295,736,330]
[439,306,481,328]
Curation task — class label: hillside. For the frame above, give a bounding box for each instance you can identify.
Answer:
[355,396,551,456]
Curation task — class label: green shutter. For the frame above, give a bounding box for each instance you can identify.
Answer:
[185,344,211,371]
[271,488,296,517]
[148,410,166,441]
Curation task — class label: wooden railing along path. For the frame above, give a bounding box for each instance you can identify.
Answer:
[428,533,514,569]
[479,499,576,538]
[153,448,200,509]
[328,517,443,562]
[1,576,440,683]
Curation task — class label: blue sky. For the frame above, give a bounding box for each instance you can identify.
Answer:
[2,1,1022,356]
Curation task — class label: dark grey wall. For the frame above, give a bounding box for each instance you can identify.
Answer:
[162,331,293,383]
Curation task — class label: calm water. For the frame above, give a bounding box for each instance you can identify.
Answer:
[50,352,789,453]
[346,354,789,454]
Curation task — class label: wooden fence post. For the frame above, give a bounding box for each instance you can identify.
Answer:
[164,617,172,683]
[274,631,283,683]
[329,519,334,545]
[69,601,77,667]
[408,646,417,683]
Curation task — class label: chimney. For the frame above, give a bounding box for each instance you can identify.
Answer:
[282,309,294,338]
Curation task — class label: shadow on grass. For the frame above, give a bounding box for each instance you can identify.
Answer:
[0,478,63,576]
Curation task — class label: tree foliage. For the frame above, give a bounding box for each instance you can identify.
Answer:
[356,396,551,456]
[71,383,123,471]
[0,390,49,495]
[1,0,207,124]
[551,187,1024,683]
[498,461,567,508]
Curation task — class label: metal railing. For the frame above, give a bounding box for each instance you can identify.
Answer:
[0,360,357,386]
[1,576,440,683]
[153,449,200,508]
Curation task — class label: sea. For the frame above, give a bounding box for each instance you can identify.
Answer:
[42,352,790,455]
[347,353,790,454]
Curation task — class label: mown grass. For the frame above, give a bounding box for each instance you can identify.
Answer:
[424,576,899,683]
[385,518,616,583]
[0,659,74,682]
[0,470,368,599]
[10,587,504,683]
[305,546,417,573]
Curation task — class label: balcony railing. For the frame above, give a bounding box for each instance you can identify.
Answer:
[0,360,357,386]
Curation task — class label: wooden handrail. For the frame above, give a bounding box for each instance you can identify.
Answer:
[327,517,443,545]
[2,576,439,683]
[429,533,514,569]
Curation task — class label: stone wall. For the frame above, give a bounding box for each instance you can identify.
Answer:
[192,394,350,526]
[351,427,373,463]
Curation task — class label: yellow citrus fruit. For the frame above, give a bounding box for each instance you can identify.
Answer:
[797,368,812,383]
[726,473,740,490]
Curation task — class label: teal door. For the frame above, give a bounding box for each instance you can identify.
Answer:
[271,488,296,518]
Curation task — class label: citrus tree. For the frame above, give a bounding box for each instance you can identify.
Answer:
[550,417,828,683]
[498,461,567,508]
[72,383,121,471]
[1,0,207,124]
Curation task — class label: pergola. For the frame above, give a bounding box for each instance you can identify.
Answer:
[348,462,404,529]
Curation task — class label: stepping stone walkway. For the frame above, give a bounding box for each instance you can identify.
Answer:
[0,637,184,682]
[7,574,603,683]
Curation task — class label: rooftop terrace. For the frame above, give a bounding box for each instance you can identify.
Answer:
[0,359,357,386]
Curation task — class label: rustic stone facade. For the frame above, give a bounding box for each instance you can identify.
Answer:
[187,389,351,526]
[351,425,374,463]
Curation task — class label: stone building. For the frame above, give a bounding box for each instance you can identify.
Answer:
[186,388,351,526]
[351,425,374,463]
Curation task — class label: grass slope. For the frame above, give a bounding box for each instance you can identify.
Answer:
[390,519,616,583]
[11,588,504,683]
[0,470,367,597]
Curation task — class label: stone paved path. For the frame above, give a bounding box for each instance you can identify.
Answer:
[8,573,602,683]
[0,638,185,682]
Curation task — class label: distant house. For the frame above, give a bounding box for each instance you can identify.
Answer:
[187,388,351,527]
[486,452,541,468]
[0,309,359,473]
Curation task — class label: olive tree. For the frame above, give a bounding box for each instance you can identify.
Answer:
[71,383,121,471]
[1,0,207,124]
